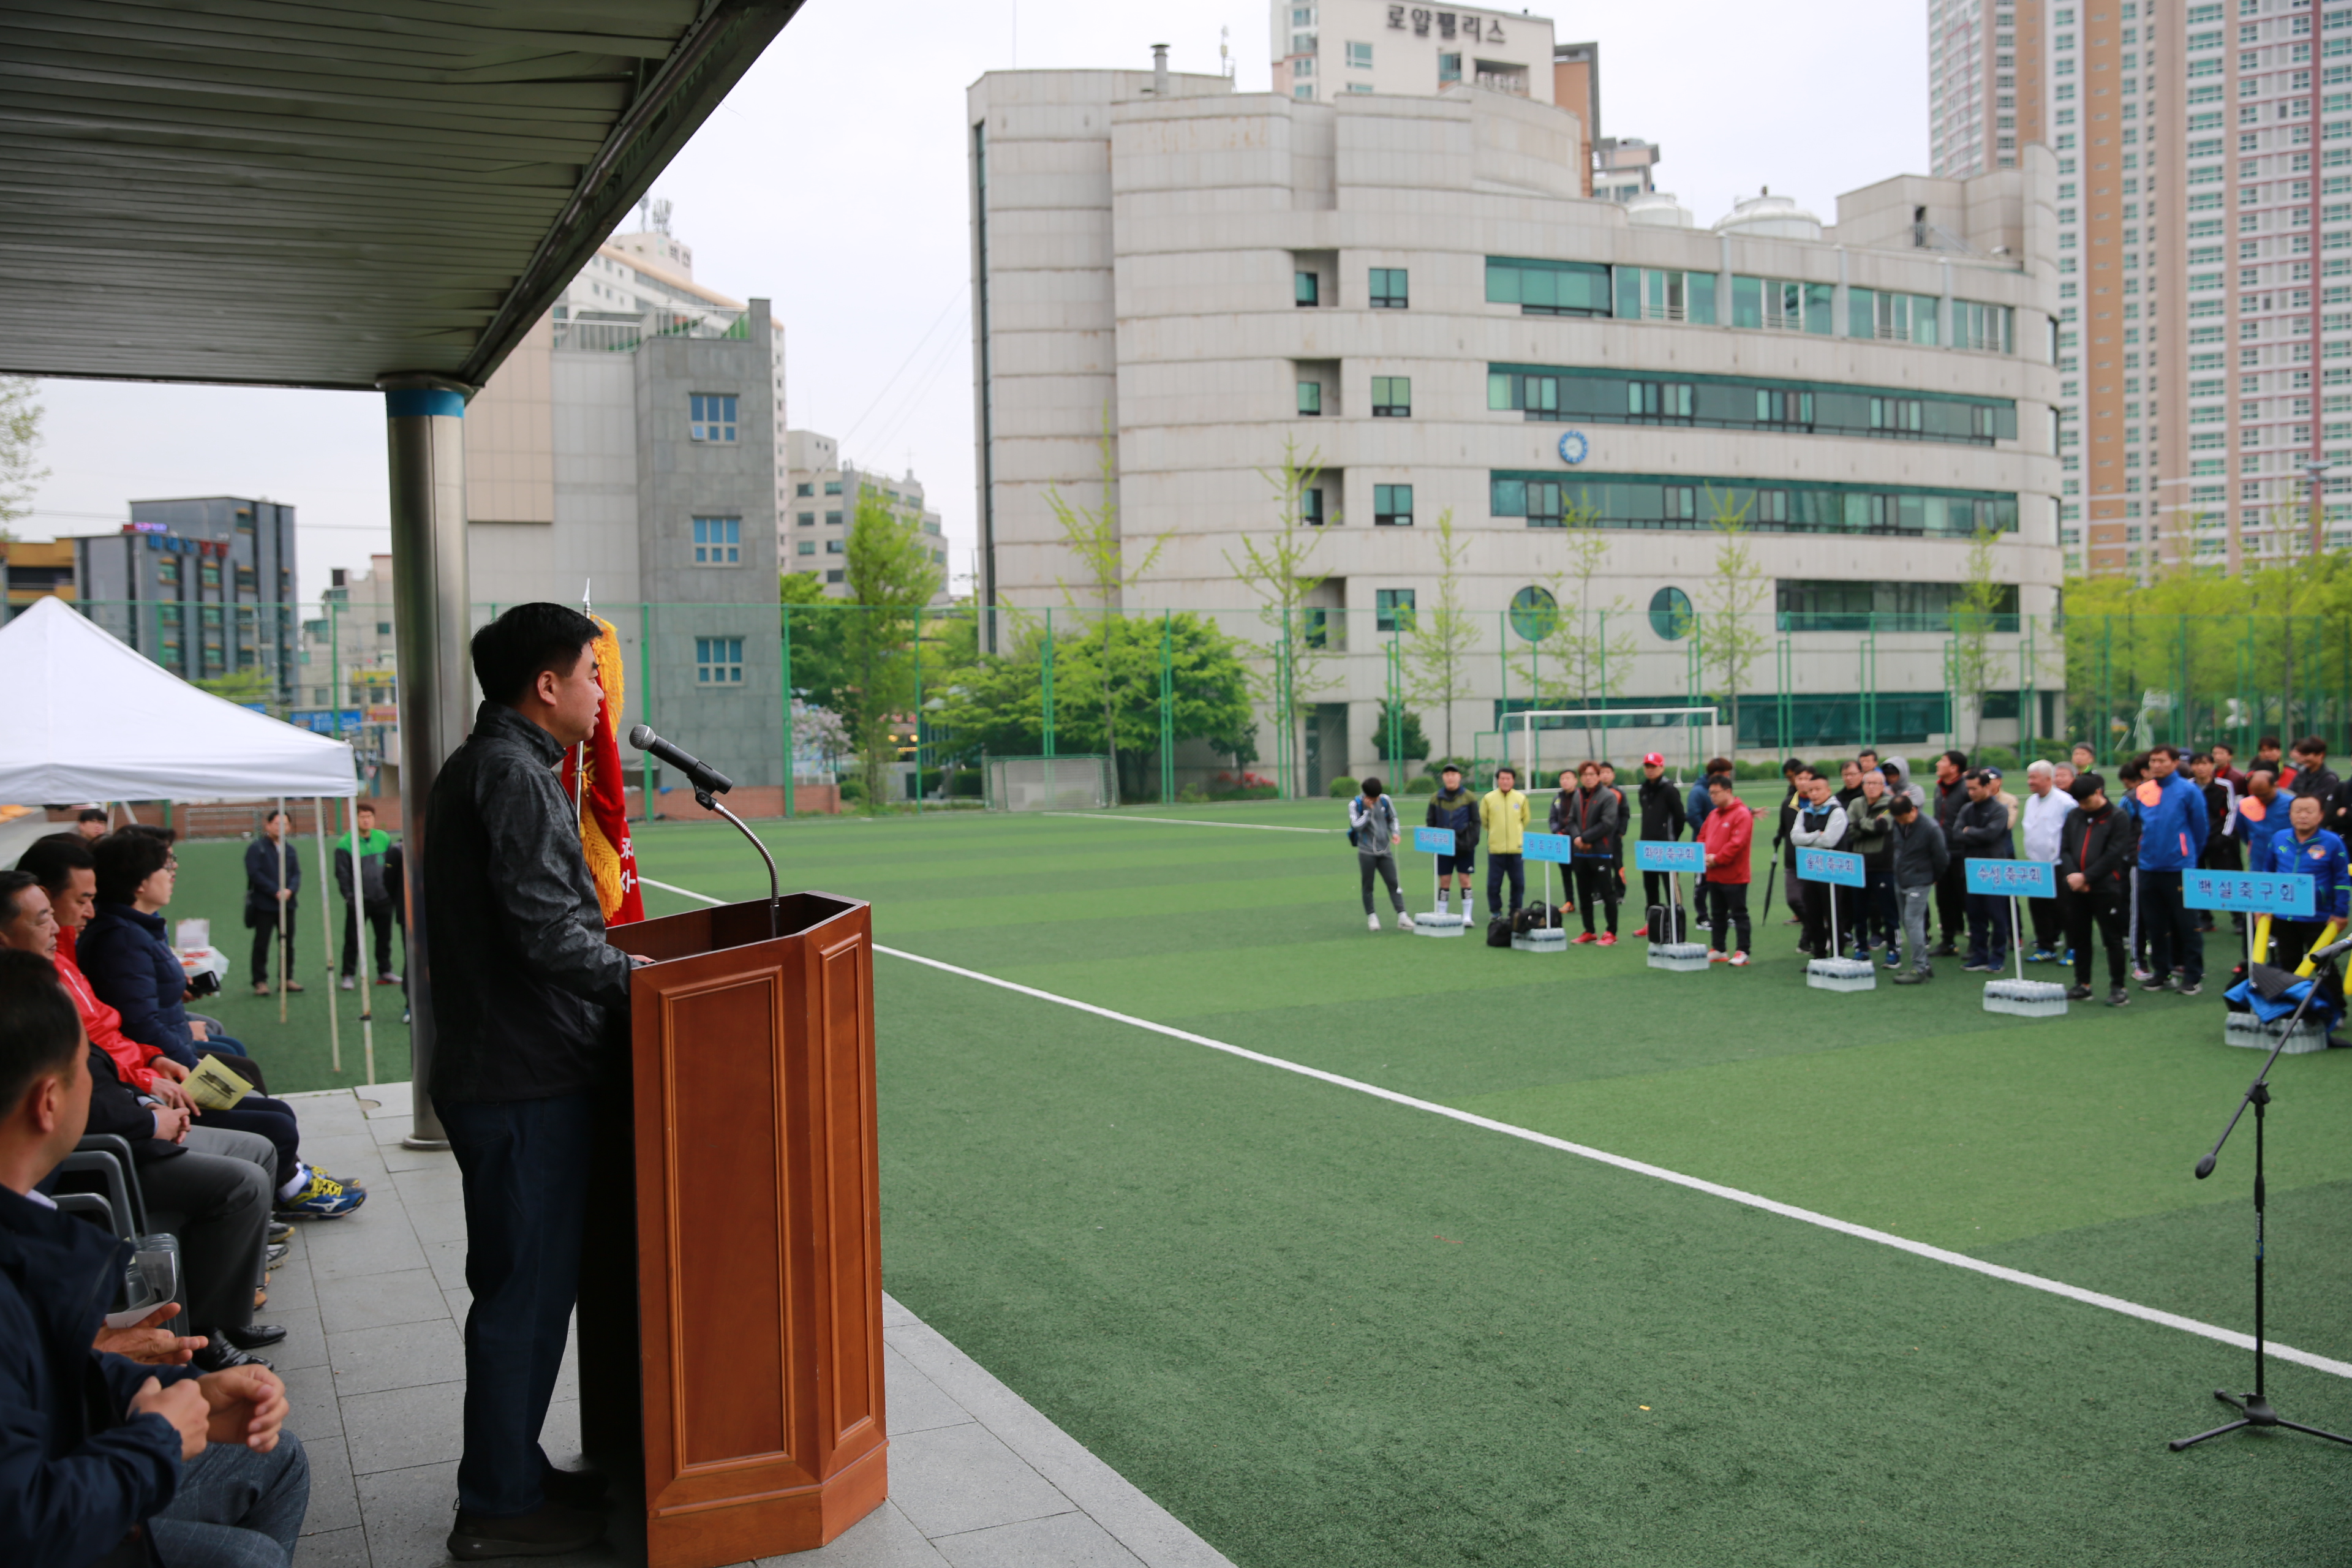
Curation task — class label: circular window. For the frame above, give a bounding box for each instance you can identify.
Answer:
[1649,586,1694,641]
[1510,586,1559,643]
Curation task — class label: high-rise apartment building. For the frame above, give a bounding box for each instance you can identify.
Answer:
[782,429,952,601]
[1931,0,2048,178]
[75,497,300,703]
[1273,0,1555,103]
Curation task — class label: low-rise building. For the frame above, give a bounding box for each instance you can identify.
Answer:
[783,429,952,600]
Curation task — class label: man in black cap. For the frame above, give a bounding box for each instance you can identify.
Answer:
[2057,772,2136,1006]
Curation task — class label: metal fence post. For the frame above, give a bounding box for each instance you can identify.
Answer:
[1159,611,1175,804]
[781,605,795,819]
[640,601,654,822]
[913,605,924,812]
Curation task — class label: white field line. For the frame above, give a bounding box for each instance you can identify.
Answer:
[1042,812,1340,834]
[636,872,2351,1382]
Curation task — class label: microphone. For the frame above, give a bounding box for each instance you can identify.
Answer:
[627,725,734,796]
[2310,932,2352,965]
[2195,1155,2217,1181]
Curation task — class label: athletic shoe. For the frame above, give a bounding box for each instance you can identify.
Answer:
[1367,914,1381,932]
[2108,987,2131,1006]
[1853,948,1872,963]
[276,1172,366,1219]
[2028,948,2056,964]
[1572,932,1599,944]
[1394,913,1414,931]
[339,976,355,992]
[2133,967,2154,983]
[1963,960,1994,973]
[2141,974,2174,992]
[377,972,402,986]
[1891,970,1928,986]
[1706,950,1725,962]
[264,1242,290,1268]
[1596,932,1618,947]
[1883,949,1904,969]
[2179,981,2203,996]
[266,1221,293,1245]
[2063,949,2075,965]
[1728,951,1751,967]
[1929,941,1959,959]
[2065,984,2093,1001]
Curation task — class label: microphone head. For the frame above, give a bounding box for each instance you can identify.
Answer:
[2195,1155,2217,1180]
[627,724,654,751]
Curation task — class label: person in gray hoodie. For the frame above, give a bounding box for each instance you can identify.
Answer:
[1349,778,1414,932]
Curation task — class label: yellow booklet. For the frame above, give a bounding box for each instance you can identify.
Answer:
[186,1055,255,1113]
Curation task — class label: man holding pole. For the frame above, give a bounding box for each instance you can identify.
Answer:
[241,811,301,997]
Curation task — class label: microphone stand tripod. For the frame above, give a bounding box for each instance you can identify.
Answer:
[695,789,780,941]
[2170,948,2352,1453]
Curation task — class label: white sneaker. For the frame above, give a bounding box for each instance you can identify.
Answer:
[1395,912,1415,930]
[1367,913,1381,932]
[339,976,355,992]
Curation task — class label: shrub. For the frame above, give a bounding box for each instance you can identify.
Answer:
[838,777,867,802]
[1404,775,1438,795]
[1329,775,1360,798]
[951,769,982,797]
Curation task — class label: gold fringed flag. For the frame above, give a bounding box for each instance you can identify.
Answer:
[563,615,646,927]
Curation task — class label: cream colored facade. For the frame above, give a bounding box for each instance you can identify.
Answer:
[1273,0,1554,104]
[782,428,952,602]
[970,70,2064,775]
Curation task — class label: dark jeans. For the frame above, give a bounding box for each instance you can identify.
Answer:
[2273,918,2326,973]
[1860,863,1899,951]
[2062,884,2128,990]
[441,1092,595,1519]
[1574,860,1618,934]
[1800,878,1845,956]
[1934,857,1968,944]
[148,1432,311,1568]
[1964,892,2012,969]
[341,899,397,978]
[2139,869,2204,984]
[246,908,293,986]
[1487,853,1525,917]
[2026,894,2064,952]
[1709,880,1752,954]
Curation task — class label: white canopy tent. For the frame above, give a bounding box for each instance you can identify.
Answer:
[0,595,355,802]
[0,595,375,1076]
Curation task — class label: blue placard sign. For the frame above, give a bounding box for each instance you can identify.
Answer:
[1636,840,1706,873]
[2185,869,2315,916]
[1523,832,1574,864]
[1796,848,1864,888]
[1964,858,2056,897]
[1412,826,1456,855]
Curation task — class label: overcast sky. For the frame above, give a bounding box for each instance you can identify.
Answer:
[20,0,1928,606]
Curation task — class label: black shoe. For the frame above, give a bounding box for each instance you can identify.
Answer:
[1891,970,1928,985]
[2179,981,2203,996]
[2141,974,2174,992]
[192,1338,273,1373]
[2108,987,2132,1007]
[2065,984,2092,1001]
[448,1500,605,1561]
[266,1221,293,1244]
[224,1322,287,1350]
[540,1467,609,1512]
[2329,1034,2352,1049]
[1930,941,1959,958]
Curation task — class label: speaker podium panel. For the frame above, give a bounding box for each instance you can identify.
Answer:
[582,892,886,1566]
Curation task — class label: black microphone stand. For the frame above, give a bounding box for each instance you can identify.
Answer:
[2170,946,2352,1453]
[693,789,779,941]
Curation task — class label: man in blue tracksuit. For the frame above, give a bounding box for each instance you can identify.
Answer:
[2136,744,2211,993]
[2262,793,2351,972]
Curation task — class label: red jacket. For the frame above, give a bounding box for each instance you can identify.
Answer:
[54,927,165,1093]
[1700,802,1755,884]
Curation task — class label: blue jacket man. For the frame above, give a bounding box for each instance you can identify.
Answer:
[2263,814,2352,923]
[2135,747,2210,991]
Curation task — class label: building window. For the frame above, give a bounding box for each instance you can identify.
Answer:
[1510,586,1559,642]
[826,569,845,584]
[1303,486,1326,526]
[795,481,814,497]
[797,512,815,526]
[1371,376,1412,417]
[1347,40,1372,67]
[1487,257,1613,317]
[1649,586,1694,641]
[696,637,744,685]
[1439,51,1461,84]
[375,621,392,636]
[797,540,816,556]
[692,516,741,565]
[1296,270,1321,307]
[1298,380,1322,415]
[825,510,843,526]
[1370,268,1409,308]
[826,538,845,554]
[1375,588,1417,631]
[689,393,737,442]
[1374,483,1414,526]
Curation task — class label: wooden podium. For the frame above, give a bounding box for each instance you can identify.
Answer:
[577,891,888,1566]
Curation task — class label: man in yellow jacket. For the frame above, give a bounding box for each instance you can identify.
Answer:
[1481,765,1531,921]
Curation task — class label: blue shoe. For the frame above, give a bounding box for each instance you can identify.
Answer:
[1885,949,1904,969]
[276,1171,366,1219]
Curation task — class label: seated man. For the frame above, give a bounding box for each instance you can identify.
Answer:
[0,947,309,1568]
[61,834,363,1221]
[0,869,287,1371]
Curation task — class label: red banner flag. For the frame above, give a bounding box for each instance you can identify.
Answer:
[562,616,645,927]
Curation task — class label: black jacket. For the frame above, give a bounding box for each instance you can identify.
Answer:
[76,906,197,1069]
[1551,785,1622,859]
[241,836,299,921]
[79,1045,184,1166]
[1635,775,1686,842]
[1774,782,1803,854]
[1888,813,1951,889]
[1934,775,1969,833]
[1951,793,2016,861]
[0,1184,196,1567]
[423,702,633,1104]
[2060,802,2139,893]
[1424,788,1479,851]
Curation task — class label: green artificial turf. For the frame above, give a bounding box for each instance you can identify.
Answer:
[169,796,2352,1562]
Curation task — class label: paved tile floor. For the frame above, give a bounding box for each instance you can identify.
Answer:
[273,1086,1232,1568]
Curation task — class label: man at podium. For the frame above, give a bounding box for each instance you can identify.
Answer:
[423,604,641,1560]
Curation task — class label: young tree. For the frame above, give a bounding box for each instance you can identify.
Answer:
[1224,437,1333,797]
[779,570,850,712]
[1045,404,1166,788]
[0,376,48,542]
[842,486,944,809]
[1403,507,1478,760]
[1698,486,1770,753]
[1374,700,1430,766]
[1950,524,2010,749]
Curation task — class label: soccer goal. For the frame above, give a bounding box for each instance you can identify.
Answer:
[984,755,1115,812]
[1501,707,1725,787]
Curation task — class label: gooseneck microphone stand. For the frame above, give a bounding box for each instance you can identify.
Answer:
[697,788,780,941]
[2170,944,2352,1453]
[630,725,780,940]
